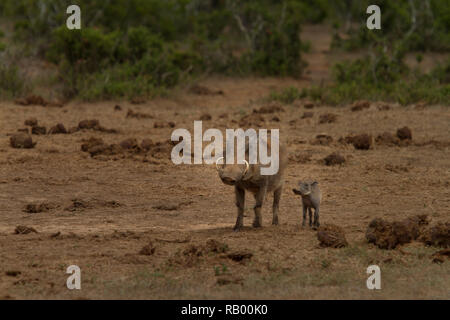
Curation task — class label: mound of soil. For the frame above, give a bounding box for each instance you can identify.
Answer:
[421,222,450,248]
[253,104,285,114]
[139,241,156,256]
[431,249,450,264]
[301,112,314,119]
[14,225,38,234]
[24,203,52,213]
[317,224,348,248]
[351,100,370,112]
[189,84,224,95]
[397,127,412,140]
[311,134,333,146]
[24,118,38,126]
[48,123,67,134]
[10,133,35,149]
[319,113,337,124]
[366,215,430,249]
[31,126,46,135]
[126,109,154,119]
[323,152,345,166]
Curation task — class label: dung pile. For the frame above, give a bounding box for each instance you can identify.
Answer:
[366,215,430,249]
[169,239,229,267]
[10,133,36,149]
[317,224,348,248]
[421,222,449,248]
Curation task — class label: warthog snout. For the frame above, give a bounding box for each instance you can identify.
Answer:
[216,157,249,186]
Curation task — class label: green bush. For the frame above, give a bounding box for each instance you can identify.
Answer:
[0,64,26,98]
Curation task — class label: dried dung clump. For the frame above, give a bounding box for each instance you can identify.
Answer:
[120,138,138,150]
[78,119,118,133]
[303,102,315,109]
[351,100,370,112]
[253,104,285,114]
[154,121,175,128]
[48,123,67,134]
[141,139,154,151]
[169,239,229,267]
[15,95,62,107]
[199,113,212,121]
[10,133,36,149]
[375,132,400,146]
[24,118,38,126]
[366,215,430,249]
[319,113,337,124]
[14,225,38,234]
[323,152,345,166]
[289,152,311,164]
[311,134,333,146]
[139,241,156,256]
[24,203,52,213]
[239,114,265,127]
[421,222,449,248]
[216,275,244,286]
[126,109,153,119]
[226,251,253,262]
[301,112,314,119]
[344,134,373,150]
[31,126,46,135]
[397,126,412,140]
[317,224,348,248]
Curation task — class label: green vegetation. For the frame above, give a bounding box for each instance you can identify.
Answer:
[0,0,448,103]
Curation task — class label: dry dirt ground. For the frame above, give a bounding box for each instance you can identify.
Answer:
[0,25,449,300]
[1,80,449,299]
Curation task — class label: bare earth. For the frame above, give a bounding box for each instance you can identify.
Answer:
[0,26,449,300]
[0,78,449,299]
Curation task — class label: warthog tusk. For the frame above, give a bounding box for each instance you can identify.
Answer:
[215,157,224,170]
[242,159,249,176]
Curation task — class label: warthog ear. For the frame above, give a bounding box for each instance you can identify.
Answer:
[292,188,302,195]
[311,181,318,186]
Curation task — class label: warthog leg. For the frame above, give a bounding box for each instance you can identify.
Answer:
[302,206,307,227]
[313,207,320,229]
[252,184,267,228]
[234,186,245,231]
[308,207,313,227]
[272,186,282,225]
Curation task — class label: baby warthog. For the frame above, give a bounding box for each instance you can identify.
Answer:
[216,138,288,231]
[293,181,322,229]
